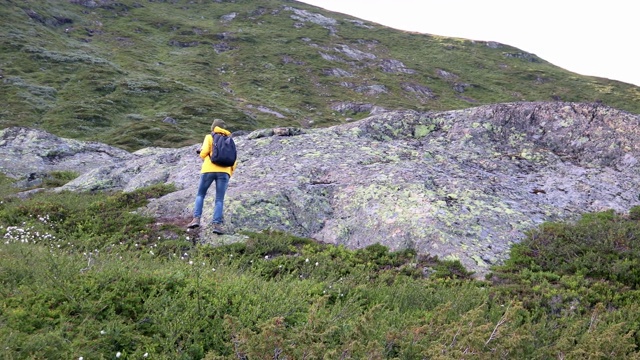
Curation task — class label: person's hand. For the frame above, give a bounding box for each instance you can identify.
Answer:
[196,148,201,155]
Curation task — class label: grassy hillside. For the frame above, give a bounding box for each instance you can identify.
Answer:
[1,183,640,358]
[1,0,639,151]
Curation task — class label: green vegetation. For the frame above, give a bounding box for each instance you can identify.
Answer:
[0,173,17,199]
[42,170,80,188]
[1,0,639,151]
[1,185,639,359]
[0,171,79,198]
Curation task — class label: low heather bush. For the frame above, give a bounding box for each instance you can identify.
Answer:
[1,187,639,358]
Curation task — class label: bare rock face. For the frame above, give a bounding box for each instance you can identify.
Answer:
[0,126,132,181]
[2,102,639,275]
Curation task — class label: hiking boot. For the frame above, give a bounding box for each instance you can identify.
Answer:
[211,223,225,235]
[187,217,200,229]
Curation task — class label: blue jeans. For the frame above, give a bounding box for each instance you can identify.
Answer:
[193,172,229,224]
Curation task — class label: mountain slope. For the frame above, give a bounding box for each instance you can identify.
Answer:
[1,0,639,151]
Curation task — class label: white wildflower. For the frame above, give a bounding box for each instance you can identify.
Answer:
[305,258,309,263]
[116,352,122,358]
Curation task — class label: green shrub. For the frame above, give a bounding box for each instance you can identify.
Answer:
[496,210,640,288]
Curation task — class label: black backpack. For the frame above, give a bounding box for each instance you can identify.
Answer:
[209,133,237,167]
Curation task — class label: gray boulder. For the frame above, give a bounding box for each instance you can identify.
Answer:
[0,126,132,180]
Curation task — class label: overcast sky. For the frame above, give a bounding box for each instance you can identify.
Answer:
[299,0,639,87]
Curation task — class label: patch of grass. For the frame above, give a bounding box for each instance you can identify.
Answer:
[0,183,178,251]
[42,170,79,188]
[0,171,78,198]
[0,174,17,199]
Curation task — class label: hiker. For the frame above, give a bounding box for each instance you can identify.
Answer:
[187,119,237,234]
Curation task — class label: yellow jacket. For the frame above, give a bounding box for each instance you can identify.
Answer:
[199,127,237,176]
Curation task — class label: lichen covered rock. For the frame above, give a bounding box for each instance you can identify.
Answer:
[3,102,639,274]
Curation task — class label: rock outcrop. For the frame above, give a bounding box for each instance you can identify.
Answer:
[0,126,132,187]
[2,102,639,274]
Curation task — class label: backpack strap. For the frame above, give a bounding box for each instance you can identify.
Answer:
[209,132,216,158]
[212,132,223,141]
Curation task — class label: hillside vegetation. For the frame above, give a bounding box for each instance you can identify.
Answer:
[1,181,640,358]
[2,0,639,151]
